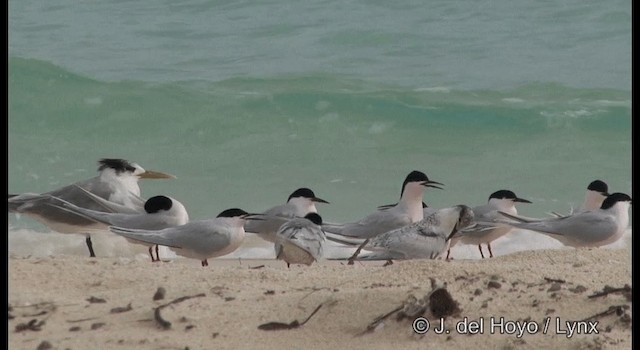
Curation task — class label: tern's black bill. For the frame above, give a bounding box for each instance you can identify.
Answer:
[514,198,532,203]
[312,197,330,204]
[423,180,444,190]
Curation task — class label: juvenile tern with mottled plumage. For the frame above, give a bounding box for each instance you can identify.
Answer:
[274,212,326,267]
[344,205,474,261]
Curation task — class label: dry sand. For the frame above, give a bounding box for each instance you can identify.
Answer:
[9,248,632,350]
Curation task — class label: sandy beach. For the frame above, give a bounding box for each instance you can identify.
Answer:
[8,246,631,350]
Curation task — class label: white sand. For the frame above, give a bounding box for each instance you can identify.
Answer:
[9,247,632,350]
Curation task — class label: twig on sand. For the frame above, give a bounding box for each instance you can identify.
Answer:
[15,319,46,332]
[110,303,133,314]
[577,304,630,323]
[587,285,631,299]
[358,305,404,336]
[153,293,206,330]
[543,277,566,284]
[258,303,324,331]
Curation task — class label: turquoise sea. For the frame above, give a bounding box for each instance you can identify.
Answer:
[8,0,631,259]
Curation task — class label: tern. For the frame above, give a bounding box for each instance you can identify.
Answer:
[323,170,443,241]
[8,158,175,257]
[378,202,438,219]
[274,213,326,267]
[497,192,631,248]
[344,205,475,261]
[448,190,531,259]
[244,188,329,243]
[48,191,189,261]
[110,208,262,267]
[549,179,610,218]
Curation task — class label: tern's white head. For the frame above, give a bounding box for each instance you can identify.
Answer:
[397,170,443,222]
[600,192,632,233]
[96,158,175,205]
[487,189,531,214]
[216,208,263,228]
[144,195,190,225]
[581,180,610,211]
[286,188,329,216]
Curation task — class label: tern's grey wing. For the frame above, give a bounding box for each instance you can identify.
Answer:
[244,203,296,237]
[510,213,618,244]
[111,220,231,254]
[244,214,290,234]
[66,176,144,207]
[470,204,494,219]
[9,192,108,230]
[8,193,48,212]
[53,201,181,231]
[364,223,446,259]
[498,211,567,223]
[322,209,412,239]
[47,200,114,227]
[60,177,146,209]
[109,225,185,249]
[69,185,142,214]
[262,203,299,217]
[12,182,132,214]
[44,179,112,206]
[277,220,325,260]
[458,207,511,236]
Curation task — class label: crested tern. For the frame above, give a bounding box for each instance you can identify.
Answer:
[8,158,175,257]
